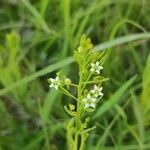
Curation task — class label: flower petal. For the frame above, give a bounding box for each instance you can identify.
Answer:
[98,66,103,70]
[91,98,97,102]
[96,61,99,66]
[85,103,90,108]
[90,103,96,108]
[54,85,58,90]
[96,69,100,74]
[87,94,91,99]
[90,68,95,72]
[49,84,54,87]
[99,92,104,96]
[50,78,54,82]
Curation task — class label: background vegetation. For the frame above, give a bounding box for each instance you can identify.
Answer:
[0,0,150,149]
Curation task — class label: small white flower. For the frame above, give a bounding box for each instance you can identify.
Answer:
[49,77,60,90]
[90,61,103,74]
[82,94,97,109]
[90,85,104,98]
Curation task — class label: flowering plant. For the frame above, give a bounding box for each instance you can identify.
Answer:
[48,35,107,150]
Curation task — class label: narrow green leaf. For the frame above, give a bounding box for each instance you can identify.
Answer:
[0,57,74,96]
[93,75,137,119]
[93,33,150,52]
[141,54,150,119]
[21,0,54,34]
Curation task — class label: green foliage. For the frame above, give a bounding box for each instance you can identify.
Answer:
[0,31,21,86]
[141,54,150,120]
[0,0,150,149]
[93,75,137,119]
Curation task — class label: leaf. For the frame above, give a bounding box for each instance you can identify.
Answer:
[20,0,54,34]
[141,54,150,119]
[92,33,150,52]
[6,31,20,64]
[42,89,58,122]
[93,75,137,119]
[0,57,74,96]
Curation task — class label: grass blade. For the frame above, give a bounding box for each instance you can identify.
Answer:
[93,75,137,119]
[0,57,74,96]
[20,0,54,34]
[93,32,150,52]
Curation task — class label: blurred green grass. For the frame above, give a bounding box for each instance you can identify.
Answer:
[0,0,150,149]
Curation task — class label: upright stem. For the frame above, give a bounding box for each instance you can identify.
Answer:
[74,70,83,150]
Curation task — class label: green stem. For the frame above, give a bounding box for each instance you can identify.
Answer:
[69,83,78,87]
[59,87,77,101]
[81,78,109,84]
[74,71,83,150]
[81,73,92,94]
[38,99,50,150]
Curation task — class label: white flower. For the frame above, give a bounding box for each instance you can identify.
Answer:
[90,85,103,98]
[82,94,97,109]
[90,61,103,74]
[49,77,60,90]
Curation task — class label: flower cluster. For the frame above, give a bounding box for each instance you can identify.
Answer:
[48,35,105,112]
[76,35,93,55]
[82,94,97,109]
[82,61,104,110]
[90,61,103,74]
[82,85,103,109]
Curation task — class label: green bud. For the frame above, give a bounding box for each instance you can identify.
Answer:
[65,78,71,85]
[69,104,75,111]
